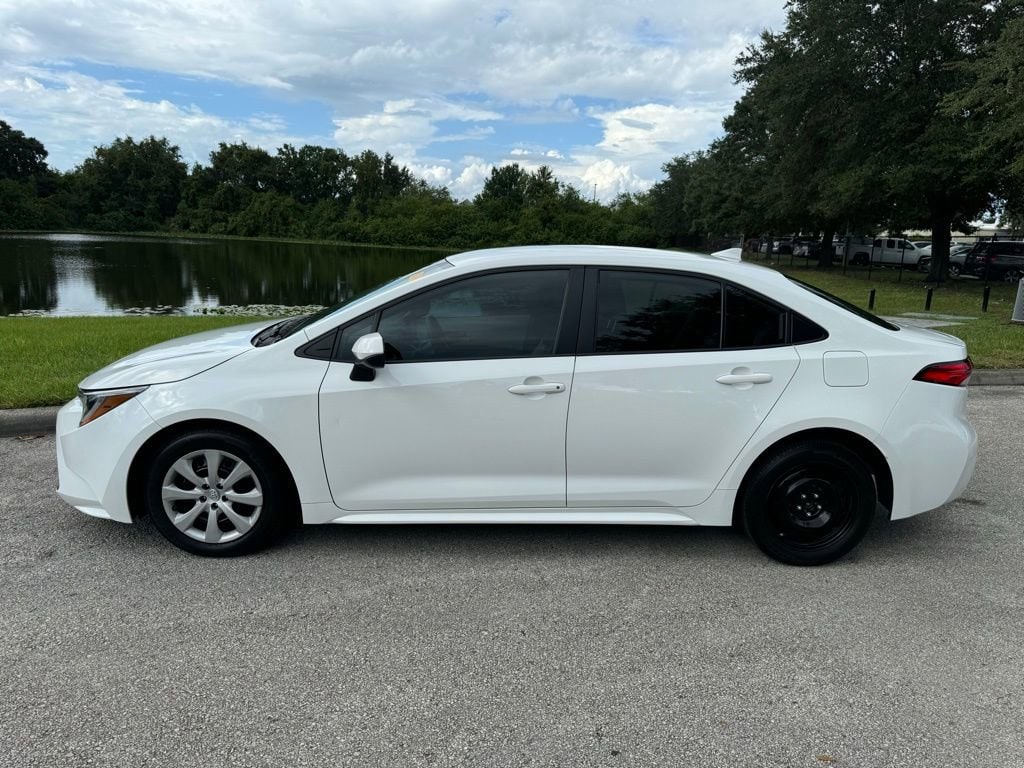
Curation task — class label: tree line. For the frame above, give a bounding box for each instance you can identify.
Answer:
[658,0,1024,280]
[2,0,1022,272]
[0,123,688,251]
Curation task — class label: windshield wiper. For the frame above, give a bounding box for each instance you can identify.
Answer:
[253,315,308,347]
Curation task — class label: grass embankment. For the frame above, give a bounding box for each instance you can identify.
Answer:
[0,264,1021,410]
[764,261,1024,369]
[0,316,263,409]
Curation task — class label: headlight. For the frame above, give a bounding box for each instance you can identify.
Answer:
[78,386,148,427]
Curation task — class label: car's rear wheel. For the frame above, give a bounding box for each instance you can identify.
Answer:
[1003,269,1023,283]
[144,430,291,556]
[740,440,876,566]
[947,263,961,279]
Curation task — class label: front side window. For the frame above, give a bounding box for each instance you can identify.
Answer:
[594,270,721,353]
[337,314,377,362]
[377,270,569,362]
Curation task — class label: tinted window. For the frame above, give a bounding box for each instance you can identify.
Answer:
[377,270,569,362]
[791,313,829,343]
[337,314,378,362]
[788,277,899,331]
[594,271,721,353]
[724,286,787,348]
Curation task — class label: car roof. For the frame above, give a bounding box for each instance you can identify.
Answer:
[445,245,771,276]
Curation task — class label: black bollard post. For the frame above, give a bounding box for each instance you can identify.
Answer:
[982,285,991,313]
[868,289,876,310]
[925,288,934,311]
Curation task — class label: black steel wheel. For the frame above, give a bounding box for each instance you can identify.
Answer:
[740,440,877,566]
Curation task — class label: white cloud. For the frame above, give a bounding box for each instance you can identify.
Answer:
[0,1,788,194]
[449,157,492,199]
[592,103,726,157]
[0,66,320,168]
[333,97,499,156]
[0,1,781,107]
[579,159,651,199]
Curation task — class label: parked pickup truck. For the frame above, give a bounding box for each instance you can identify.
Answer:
[837,237,930,268]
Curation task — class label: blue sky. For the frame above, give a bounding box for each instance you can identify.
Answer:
[0,1,786,200]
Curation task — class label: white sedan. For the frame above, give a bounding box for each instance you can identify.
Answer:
[56,246,977,565]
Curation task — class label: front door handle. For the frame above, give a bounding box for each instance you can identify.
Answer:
[716,372,773,386]
[508,382,566,395]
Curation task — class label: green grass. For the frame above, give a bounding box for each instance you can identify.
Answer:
[0,316,264,409]
[1,262,1021,410]
[762,259,1024,368]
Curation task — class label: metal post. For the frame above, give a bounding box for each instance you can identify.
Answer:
[982,285,991,313]
[898,240,905,283]
[868,289,876,310]
[925,288,934,311]
[867,239,874,280]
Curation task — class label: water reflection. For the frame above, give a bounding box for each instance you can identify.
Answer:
[0,234,440,315]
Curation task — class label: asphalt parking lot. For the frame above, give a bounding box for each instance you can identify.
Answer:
[1,387,1021,767]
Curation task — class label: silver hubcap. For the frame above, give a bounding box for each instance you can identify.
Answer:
[161,449,263,544]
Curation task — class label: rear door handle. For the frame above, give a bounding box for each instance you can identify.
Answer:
[508,382,565,395]
[716,373,773,385]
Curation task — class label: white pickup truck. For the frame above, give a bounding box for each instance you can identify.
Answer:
[838,237,930,267]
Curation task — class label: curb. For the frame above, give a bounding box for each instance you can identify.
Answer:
[0,406,61,438]
[970,369,1024,386]
[2,372,1022,438]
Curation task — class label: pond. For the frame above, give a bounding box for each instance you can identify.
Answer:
[0,233,442,316]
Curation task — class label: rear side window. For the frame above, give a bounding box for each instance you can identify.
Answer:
[788,277,899,331]
[377,269,570,362]
[594,270,721,353]
[724,286,787,348]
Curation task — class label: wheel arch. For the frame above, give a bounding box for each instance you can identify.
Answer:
[126,418,301,523]
[731,427,893,526]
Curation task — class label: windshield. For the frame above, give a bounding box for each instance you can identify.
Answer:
[252,257,455,346]
[788,277,899,331]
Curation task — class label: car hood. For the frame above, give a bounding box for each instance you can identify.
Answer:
[79,320,271,390]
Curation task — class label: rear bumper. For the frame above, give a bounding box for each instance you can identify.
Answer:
[881,382,977,520]
[55,395,161,524]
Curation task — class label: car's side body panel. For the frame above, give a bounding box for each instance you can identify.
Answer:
[566,347,799,508]
[318,356,575,510]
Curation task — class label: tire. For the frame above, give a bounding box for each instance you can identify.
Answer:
[1003,269,1023,284]
[144,429,293,556]
[740,440,877,566]
[948,263,961,279]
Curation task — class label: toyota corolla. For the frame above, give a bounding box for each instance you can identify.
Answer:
[55,246,977,565]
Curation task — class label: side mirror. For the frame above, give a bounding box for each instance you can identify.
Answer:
[350,332,386,381]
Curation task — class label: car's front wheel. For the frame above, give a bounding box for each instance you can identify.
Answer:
[740,440,877,566]
[144,430,291,556]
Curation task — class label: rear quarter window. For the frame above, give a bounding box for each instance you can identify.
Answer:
[788,277,899,331]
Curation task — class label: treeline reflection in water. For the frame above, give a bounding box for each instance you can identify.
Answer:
[0,234,438,315]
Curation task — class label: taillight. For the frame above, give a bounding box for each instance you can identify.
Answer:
[914,359,973,387]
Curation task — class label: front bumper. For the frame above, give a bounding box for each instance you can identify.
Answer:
[55,395,161,524]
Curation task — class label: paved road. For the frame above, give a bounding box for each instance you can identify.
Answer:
[1,388,1021,768]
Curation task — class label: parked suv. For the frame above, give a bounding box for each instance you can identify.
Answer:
[964,240,1024,282]
[917,243,973,279]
